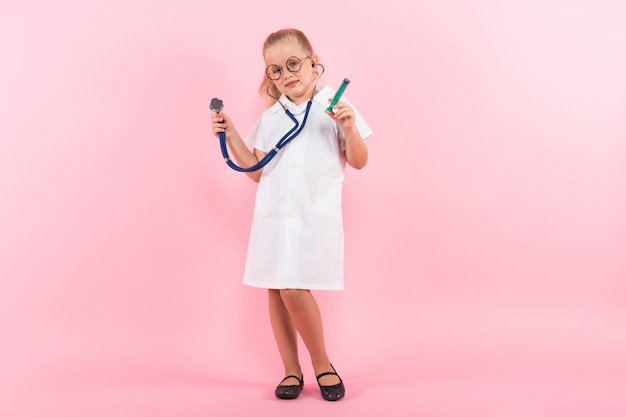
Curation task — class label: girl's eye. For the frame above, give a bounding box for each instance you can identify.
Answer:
[287,59,300,70]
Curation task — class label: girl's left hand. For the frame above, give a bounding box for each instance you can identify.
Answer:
[326,100,356,132]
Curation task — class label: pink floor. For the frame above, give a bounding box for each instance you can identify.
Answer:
[5,350,626,417]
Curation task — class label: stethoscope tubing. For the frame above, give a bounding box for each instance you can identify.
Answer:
[219,101,312,172]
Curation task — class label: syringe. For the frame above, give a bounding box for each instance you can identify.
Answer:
[326,73,353,113]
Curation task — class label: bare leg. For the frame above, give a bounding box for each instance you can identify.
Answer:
[278,289,341,386]
[268,289,301,385]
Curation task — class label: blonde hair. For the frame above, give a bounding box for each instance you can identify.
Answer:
[258,28,315,107]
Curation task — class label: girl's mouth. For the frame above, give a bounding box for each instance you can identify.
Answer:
[285,80,299,88]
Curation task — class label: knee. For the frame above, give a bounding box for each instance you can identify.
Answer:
[280,289,310,310]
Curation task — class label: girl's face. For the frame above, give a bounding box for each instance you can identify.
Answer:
[264,39,318,105]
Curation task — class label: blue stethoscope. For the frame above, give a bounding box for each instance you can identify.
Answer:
[211,64,324,172]
[210,97,313,173]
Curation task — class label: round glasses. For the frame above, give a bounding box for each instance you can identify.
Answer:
[265,56,311,80]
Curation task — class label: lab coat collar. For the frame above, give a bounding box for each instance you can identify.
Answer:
[269,86,332,114]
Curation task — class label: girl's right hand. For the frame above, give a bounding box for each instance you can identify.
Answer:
[211,111,233,139]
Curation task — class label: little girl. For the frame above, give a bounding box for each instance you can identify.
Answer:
[211,28,372,401]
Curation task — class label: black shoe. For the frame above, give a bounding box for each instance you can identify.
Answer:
[275,375,304,400]
[316,364,345,401]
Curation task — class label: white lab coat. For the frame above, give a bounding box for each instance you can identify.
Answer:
[243,86,373,290]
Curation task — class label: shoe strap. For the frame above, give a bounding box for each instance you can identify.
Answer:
[316,371,341,381]
[279,375,302,385]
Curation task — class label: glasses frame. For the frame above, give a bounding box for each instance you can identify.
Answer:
[265,56,312,80]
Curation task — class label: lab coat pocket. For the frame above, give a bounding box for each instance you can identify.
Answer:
[316,177,342,216]
[254,177,271,218]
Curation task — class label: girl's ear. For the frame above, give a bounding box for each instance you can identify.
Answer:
[311,54,321,77]
[311,54,319,68]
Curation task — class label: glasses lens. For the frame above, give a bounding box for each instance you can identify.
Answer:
[286,57,302,72]
[266,64,281,80]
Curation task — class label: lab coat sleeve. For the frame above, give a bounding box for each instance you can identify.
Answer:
[244,117,266,151]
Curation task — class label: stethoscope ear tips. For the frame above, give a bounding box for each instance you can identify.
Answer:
[210,97,224,113]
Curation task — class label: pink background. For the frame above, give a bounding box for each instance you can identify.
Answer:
[1,0,625,416]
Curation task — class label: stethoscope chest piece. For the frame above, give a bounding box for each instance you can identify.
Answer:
[210,97,224,113]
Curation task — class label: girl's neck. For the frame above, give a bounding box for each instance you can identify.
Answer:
[287,88,318,106]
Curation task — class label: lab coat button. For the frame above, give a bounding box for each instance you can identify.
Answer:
[289,161,297,168]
